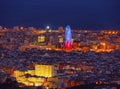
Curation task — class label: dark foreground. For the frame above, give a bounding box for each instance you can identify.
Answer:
[0,78,120,89]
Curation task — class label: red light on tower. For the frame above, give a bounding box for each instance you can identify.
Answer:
[64,25,72,51]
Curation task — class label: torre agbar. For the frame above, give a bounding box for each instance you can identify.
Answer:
[64,25,72,50]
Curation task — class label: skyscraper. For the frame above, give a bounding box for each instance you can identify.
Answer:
[64,25,72,50]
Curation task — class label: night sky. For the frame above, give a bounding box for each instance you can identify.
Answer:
[0,0,120,30]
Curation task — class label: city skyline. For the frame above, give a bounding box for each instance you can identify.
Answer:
[0,0,120,30]
[0,1,120,88]
[0,23,120,89]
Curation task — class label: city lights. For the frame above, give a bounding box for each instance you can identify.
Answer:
[46,26,50,29]
[0,0,120,89]
[0,26,120,89]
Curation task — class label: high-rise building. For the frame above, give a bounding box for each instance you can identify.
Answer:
[35,64,57,77]
[64,25,72,50]
[38,35,45,43]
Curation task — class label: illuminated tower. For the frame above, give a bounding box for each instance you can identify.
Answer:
[64,25,72,50]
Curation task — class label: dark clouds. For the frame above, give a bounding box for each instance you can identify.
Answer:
[0,0,120,29]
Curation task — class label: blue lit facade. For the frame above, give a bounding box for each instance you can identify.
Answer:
[65,25,72,50]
